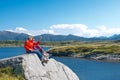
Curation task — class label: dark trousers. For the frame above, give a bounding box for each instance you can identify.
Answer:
[27,50,43,60]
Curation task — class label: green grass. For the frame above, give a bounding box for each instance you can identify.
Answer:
[0,40,24,47]
[0,66,25,80]
[47,41,120,57]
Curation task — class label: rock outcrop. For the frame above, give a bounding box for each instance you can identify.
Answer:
[0,54,79,80]
[90,55,120,62]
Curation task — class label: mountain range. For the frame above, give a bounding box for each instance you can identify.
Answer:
[0,31,120,41]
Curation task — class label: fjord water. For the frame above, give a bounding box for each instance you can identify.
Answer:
[0,47,50,59]
[55,57,120,80]
[0,47,120,80]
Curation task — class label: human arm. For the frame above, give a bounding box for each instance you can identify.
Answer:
[33,36,42,45]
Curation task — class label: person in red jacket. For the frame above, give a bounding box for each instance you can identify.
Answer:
[24,36,43,61]
[33,36,50,60]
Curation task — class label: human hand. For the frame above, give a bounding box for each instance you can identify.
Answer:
[30,49,33,51]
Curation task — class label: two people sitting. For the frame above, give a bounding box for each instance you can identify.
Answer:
[24,36,49,63]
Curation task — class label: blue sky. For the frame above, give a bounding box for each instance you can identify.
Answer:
[0,0,120,37]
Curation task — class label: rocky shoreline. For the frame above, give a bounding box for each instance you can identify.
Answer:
[90,55,120,62]
[77,54,120,62]
[50,54,120,63]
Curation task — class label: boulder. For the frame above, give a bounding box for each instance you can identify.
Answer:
[0,54,80,80]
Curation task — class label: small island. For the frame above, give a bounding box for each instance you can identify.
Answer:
[46,40,120,62]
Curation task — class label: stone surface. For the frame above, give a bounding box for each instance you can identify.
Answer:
[91,54,120,62]
[0,54,80,80]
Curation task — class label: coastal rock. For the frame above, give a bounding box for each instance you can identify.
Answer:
[0,54,80,80]
[91,55,120,62]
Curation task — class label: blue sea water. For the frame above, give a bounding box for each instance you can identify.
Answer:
[0,47,50,59]
[55,57,120,80]
[0,47,120,80]
[0,47,25,59]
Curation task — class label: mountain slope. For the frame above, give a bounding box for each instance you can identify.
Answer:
[0,31,120,41]
[0,31,29,40]
[35,34,108,41]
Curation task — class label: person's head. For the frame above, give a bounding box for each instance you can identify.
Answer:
[28,35,34,41]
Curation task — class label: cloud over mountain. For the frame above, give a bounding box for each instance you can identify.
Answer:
[50,24,120,37]
[6,24,120,37]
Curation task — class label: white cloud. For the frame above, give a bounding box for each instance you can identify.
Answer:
[6,27,55,36]
[49,24,120,37]
[28,29,55,36]
[50,24,88,35]
[6,24,120,37]
[15,27,28,31]
[7,27,32,35]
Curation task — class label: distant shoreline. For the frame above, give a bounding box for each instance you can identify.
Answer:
[0,45,53,48]
[86,55,120,63]
[53,54,120,63]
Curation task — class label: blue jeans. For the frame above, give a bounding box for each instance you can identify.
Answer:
[27,50,43,60]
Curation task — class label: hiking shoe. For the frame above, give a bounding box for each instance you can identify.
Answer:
[42,59,49,64]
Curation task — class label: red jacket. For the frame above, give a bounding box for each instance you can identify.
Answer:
[24,39,40,52]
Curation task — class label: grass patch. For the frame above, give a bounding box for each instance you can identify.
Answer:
[0,66,25,80]
[47,41,120,57]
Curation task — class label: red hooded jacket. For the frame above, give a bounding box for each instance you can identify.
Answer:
[24,39,40,52]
